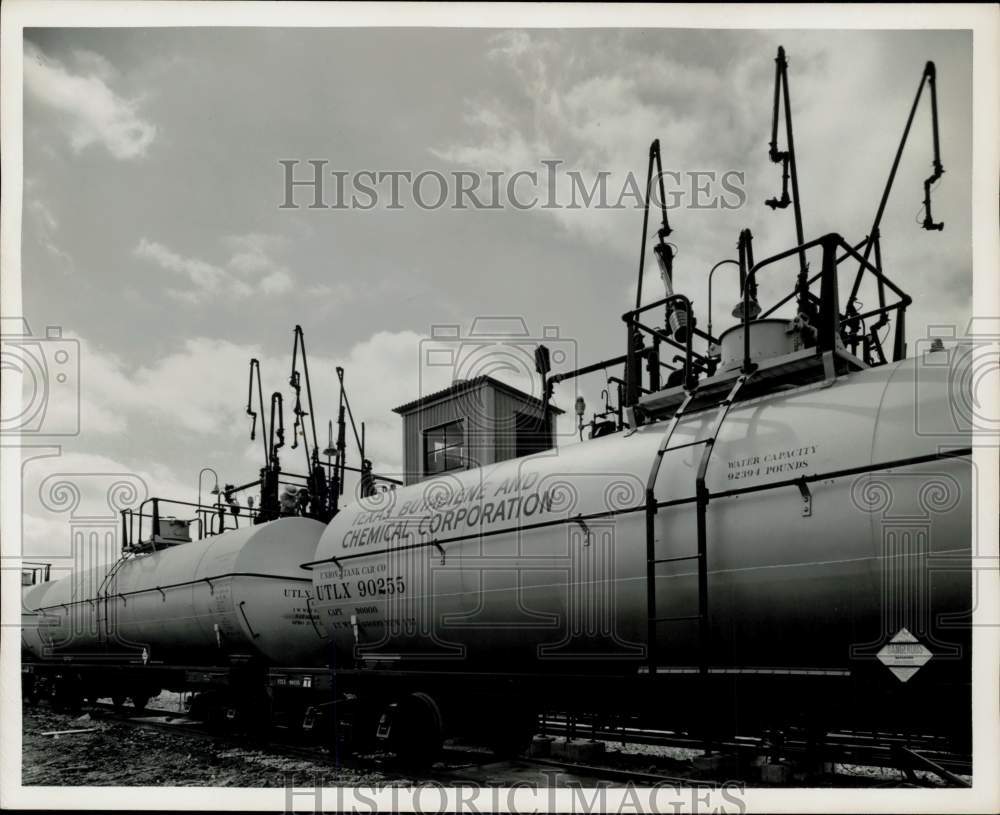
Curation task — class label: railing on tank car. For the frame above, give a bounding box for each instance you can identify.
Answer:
[621,231,911,410]
[621,293,719,407]
[117,466,359,552]
[120,495,262,553]
[741,232,911,373]
[21,561,52,586]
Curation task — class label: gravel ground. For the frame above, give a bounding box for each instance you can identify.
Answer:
[833,762,972,787]
[21,704,388,787]
[600,739,704,762]
[23,701,968,788]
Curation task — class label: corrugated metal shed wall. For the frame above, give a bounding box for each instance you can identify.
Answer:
[400,380,553,485]
[492,385,547,462]
[401,380,492,484]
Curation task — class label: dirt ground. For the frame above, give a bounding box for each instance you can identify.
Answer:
[21,702,388,787]
[21,697,961,788]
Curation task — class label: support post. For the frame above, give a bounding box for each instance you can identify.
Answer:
[817,235,841,354]
[151,498,160,541]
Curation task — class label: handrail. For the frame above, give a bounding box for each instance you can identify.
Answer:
[238,600,261,639]
[622,232,909,417]
[742,232,911,374]
[124,495,264,550]
[305,596,327,639]
[33,571,313,614]
[622,293,711,407]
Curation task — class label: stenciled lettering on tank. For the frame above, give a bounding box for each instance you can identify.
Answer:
[211,582,240,638]
[281,586,315,626]
[281,607,316,625]
[726,444,818,482]
[340,470,561,550]
[314,565,404,608]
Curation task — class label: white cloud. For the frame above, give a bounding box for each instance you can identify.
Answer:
[259,269,294,295]
[26,197,73,269]
[70,49,117,82]
[63,324,528,484]
[23,41,156,160]
[18,450,191,566]
[66,327,421,462]
[428,32,738,258]
[78,334,267,436]
[134,238,244,301]
[134,234,296,303]
[432,30,971,347]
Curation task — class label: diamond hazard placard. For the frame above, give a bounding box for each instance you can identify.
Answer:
[877,628,933,682]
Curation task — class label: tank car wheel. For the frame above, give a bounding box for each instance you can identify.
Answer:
[237,689,273,739]
[384,692,444,767]
[130,693,151,713]
[486,703,537,757]
[331,695,378,755]
[53,676,82,713]
[23,675,38,707]
[111,694,127,711]
[189,691,228,731]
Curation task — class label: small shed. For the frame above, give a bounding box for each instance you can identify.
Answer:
[392,376,563,485]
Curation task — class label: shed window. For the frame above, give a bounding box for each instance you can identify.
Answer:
[424,420,465,475]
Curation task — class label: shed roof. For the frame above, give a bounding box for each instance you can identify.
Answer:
[392,375,564,416]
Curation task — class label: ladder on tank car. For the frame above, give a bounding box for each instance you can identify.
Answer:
[643,372,752,677]
[95,552,131,643]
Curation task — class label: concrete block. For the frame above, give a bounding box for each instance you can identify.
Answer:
[692,754,739,776]
[563,738,606,763]
[760,762,792,784]
[791,760,836,783]
[529,735,554,757]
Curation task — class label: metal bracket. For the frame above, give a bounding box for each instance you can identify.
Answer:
[623,406,639,436]
[157,586,166,601]
[203,577,214,595]
[433,541,446,564]
[305,596,326,639]
[892,744,970,788]
[573,514,592,546]
[796,477,813,517]
[239,600,261,639]
[821,349,836,383]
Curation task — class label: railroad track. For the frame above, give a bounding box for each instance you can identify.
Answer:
[539,714,972,784]
[74,702,721,788]
[45,701,968,788]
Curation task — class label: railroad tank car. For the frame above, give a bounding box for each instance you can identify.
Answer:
[308,346,972,740]
[22,517,328,668]
[20,580,58,663]
[17,45,975,766]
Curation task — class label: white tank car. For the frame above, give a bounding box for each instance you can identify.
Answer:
[22,517,328,667]
[21,580,58,661]
[309,349,971,684]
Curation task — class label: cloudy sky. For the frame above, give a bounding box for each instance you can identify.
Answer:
[17,27,972,563]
